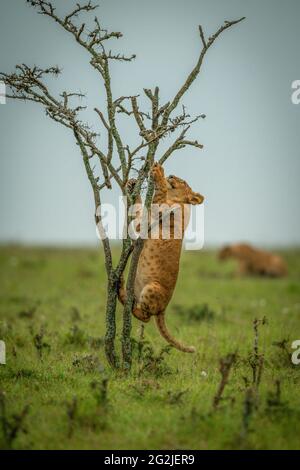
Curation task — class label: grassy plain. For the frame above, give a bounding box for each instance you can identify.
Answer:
[0,246,299,449]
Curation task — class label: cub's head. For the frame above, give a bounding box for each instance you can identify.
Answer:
[167,175,204,205]
[218,245,232,260]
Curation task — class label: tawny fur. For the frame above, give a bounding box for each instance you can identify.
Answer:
[119,163,204,353]
[219,243,287,277]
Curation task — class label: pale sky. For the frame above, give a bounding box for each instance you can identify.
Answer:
[0,0,299,247]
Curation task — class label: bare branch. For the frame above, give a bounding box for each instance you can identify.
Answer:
[1,65,86,130]
[114,95,150,121]
[159,126,203,165]
[64,1,98,25]
[74,129,113,275]
[98,165,122,190]
[27,1,130,66]
[179,139,203,149]
[162,17,245,125]
[143,87,160,130]
[198,25,207,49]
[94,107,113,163]
[105,51,136,62]
[131,96,147,137]
[101,58,128,179]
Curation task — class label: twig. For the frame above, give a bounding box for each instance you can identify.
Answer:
[213,352,237,409]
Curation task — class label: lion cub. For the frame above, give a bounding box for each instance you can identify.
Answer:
[119,163,204,353]
[219,243,287,277]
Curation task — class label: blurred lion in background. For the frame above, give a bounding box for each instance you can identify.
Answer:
[219,243,287,277]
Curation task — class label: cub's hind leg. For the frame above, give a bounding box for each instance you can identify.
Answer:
[117,276,126,305]
[118,277,151,322]
[136,281,168,319]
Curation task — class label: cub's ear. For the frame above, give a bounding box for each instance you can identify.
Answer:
[189,192,204,205]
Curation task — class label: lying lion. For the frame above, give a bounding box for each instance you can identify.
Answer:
[219,243,287,277]
[119,162,204,353]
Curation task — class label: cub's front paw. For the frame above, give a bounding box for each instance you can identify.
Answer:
[126,178,137,194]
[151,162,165,181]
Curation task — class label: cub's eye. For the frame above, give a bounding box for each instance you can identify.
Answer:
[167,176,176,188]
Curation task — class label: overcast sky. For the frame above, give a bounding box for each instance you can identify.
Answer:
[0,0,299,247]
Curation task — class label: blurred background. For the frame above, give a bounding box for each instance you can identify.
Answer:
[0,0,299,247]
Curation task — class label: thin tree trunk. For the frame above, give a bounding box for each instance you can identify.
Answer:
[104,273,119,369]
[122,238,144,370]
[105,238,133,370]
[121,160,156,370]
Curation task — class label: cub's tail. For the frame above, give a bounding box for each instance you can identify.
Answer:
[155,313,195,353]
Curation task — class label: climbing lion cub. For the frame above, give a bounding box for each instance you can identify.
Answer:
[119,162,204,353]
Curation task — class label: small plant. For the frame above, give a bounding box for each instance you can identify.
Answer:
[166,389,188,405]
[267,379,282,407]
[173,303,215,322]
[131,325,148,365]
[66,396,78,438]
[65,325,87,347]
[131,332,173,377]
[130,379,160,398]
[240,387,256,441]
[15,369,37,380]
[69,306,81,323]
[0,391,29,449]
[248,317,267,390]
[90,378,109,406]
[18,304,38,319]
[32,325,50,360]
[88,336,104,350]
[72,354,104,374]
[272,337,292,366]
[212,352,237,410]
[137,343,173,378]
[265,379,289,414]
[0,321,13,338]
[74,379,109,432]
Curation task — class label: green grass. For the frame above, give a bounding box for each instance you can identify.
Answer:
[0,246,300,450]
